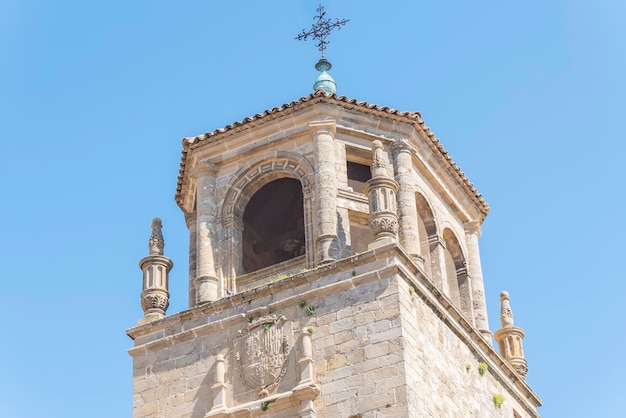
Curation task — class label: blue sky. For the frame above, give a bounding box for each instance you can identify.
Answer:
[1,1,624,416]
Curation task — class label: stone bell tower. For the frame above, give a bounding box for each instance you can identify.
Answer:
[126,7,541,418]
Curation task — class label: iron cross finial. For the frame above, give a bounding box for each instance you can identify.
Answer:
[295,5,350,58]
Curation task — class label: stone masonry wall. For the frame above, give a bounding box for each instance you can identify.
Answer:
[128,246,539,417]
[397,263,540,417]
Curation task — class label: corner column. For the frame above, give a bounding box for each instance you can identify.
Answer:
[309,119,338,265]
[391,139,424,268]
[185,212,197,309]
[464,221,492,342]
[194,163,220,304]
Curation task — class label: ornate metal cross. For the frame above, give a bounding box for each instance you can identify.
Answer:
[295,5,350,58]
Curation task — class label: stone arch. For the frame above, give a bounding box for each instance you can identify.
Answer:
[442,228,473,320]
[219,151,315,290]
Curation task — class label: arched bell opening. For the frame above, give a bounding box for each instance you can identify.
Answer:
[415,192,437,279]
[442,228,473,320]
[242,178,305,274]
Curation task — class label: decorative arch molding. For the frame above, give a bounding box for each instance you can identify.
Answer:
[218,151,316,290]
[414,191,439,238]
[220,151,314,221]
[442,227,467,270]
[414,191,439,282]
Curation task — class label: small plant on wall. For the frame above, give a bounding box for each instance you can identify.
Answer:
[478,362,488,376]
[492,393,504,408]
[465,363,471,372]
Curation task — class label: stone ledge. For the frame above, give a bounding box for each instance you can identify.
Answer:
[205,384,319,418]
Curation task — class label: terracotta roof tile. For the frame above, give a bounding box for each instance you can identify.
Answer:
[175,91,489,219]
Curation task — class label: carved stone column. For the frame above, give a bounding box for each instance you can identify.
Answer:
[309,119,338,264]
[185,212,197,309]
[364,140,399,249]
[138,218,173,325]
[464,221,492,342]
[194,163,220,304]
[494,291,528,378]
[390,139,424,268]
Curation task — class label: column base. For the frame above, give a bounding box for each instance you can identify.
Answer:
[368,236,396,251]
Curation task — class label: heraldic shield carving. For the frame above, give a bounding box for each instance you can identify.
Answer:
[235,314,290,398]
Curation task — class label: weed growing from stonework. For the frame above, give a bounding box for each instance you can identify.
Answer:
[266,273,288,285]
[247,316,254,323]
[478,362,488,376]
[299,300,307,308]
[408,286,416,303]
[306,305,316,316]
[307,325,315,334]
[352,270,356,277]
[263,322,274,332]
[261,401,271,411]
[492,393,504,408]
[465,363,471,372]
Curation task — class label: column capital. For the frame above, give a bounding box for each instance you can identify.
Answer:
[184,212,197,227]
[191,161,219,179]
[308,118,337,136]
[428,234,446,249]
[464,220,482,236]
[390,138,412,155]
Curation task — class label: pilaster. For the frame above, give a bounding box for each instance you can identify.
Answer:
[429,234,448,293]
[455,265,475,323]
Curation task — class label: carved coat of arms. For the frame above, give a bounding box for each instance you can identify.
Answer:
[235,315,290,397]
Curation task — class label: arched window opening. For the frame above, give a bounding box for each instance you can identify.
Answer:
[444,245,461,307]
[443,229,471,318]
[415,193,437,279]
[242,178,305,274]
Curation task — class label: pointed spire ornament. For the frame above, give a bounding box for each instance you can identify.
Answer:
[295,5,349,95]
[494,291,529,378]
[138,217,173,325]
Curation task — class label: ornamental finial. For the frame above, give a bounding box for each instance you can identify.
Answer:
[295,5,349,95]
[294,5,349,59]
[148,217,164,255]
[499,291,514,328]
